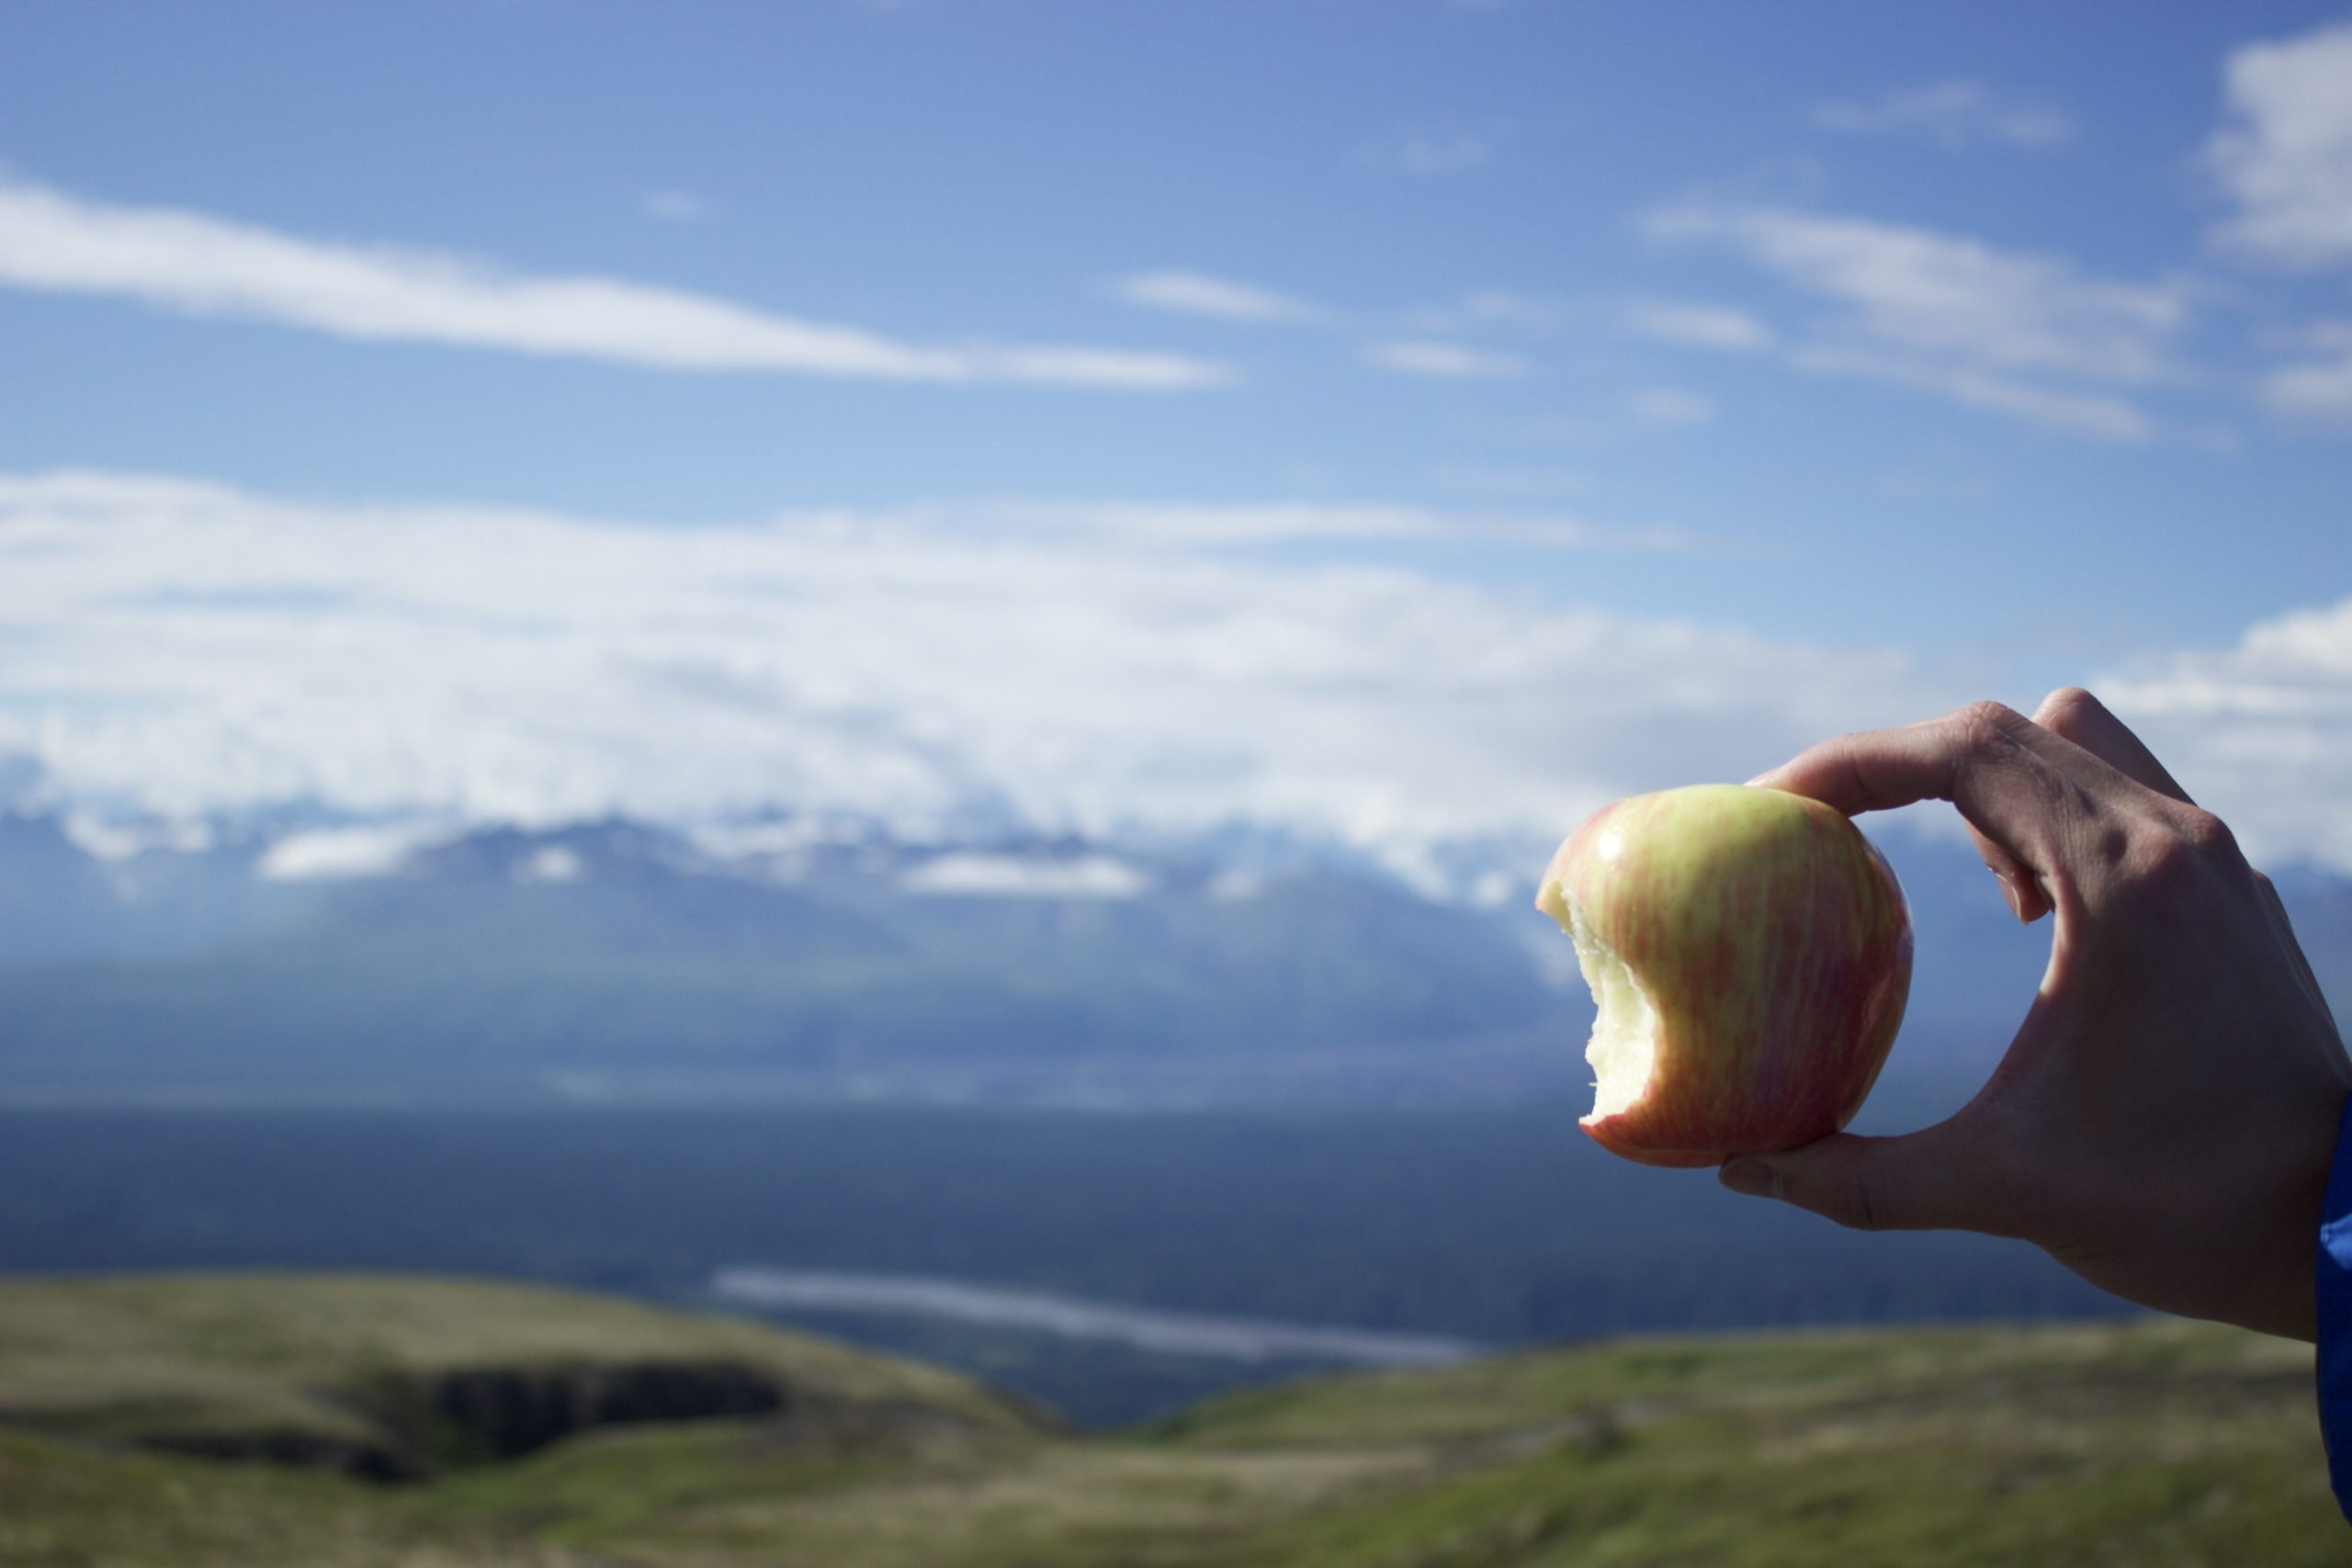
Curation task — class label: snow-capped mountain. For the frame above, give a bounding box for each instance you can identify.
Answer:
[4,807,2346,1111]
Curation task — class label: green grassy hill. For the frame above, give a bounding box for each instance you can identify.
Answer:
[0,1273,1041,1480]
[0,1273,2339,1567]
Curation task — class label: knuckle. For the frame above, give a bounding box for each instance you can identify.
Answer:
[2037,685,2105,730]
[2121,819,2236,910]
[1952,699,2025,754]
[2175,807,2239,860]
[2131,829,2202,886]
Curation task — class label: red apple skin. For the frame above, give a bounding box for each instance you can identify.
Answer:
[1536,784,1912,1168]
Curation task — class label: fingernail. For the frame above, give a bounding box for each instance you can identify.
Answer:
[1719,1158,1781,1200]
[1995,872,2025,923]
[1743,771,1778,788]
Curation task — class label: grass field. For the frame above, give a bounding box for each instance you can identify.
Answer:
[0,1273,2337,1567]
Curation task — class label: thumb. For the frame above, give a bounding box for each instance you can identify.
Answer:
[1717,1122,2001,1235]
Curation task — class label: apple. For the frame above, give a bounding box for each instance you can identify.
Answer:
[1534,784,1912,1168]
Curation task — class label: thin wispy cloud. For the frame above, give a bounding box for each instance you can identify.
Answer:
[1814,80,2072,148]
[963,498,1696,552]
[1427,467,1589,500]
[1786,345,2154,443]
[1364,340,1532,378]
[1644,202,2186,439]
[1624,299,1775,353]
[2260,320,2352,423]
[639,189,709,223]
[1106,270,1327,324]
[1435,290,1577,333]
[1388,127,1498,175]
[1625,388,1713,427]
[2206,18,2352,269]
[0,175,1226,389]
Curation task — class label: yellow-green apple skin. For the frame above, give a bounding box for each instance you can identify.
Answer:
[1536,784,1913,1168]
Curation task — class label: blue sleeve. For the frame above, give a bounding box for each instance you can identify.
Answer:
[2317,1089,2352,1521]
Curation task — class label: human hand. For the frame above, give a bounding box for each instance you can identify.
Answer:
[1720,689,2351,1342]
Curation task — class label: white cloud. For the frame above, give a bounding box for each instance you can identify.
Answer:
[2207,19,2352,268]
[639,189,709,223]
[1365,340,1532,378]
[257,821,447,881]
[958,498,1692,552]
[0,175,1224,389]
[1624,299,1775,352]
[1451,290,1573,332]
[2257,319,2352,423]
[1427,467,1589,499]
[1107,270,1326,324]
[1399,291,1577,340]
[2100,595,2352,872]
[1645,203,2184,438]
[1625,388,1713,426]
[0,469,1961,868]
[519,844,586,884]
[1786,345,2155,443]
[38,477,2352,872]
[1390,128,1497,175]
[1649,205,2184,381]
[1814,80,2072,148]
[902,852,1152,898]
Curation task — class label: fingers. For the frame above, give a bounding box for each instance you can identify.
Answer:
[2029,687,2192,805]
[1749,701,2037,819]
[1718,1120,2011,1236]
[1966,688,2185,923]
[1750,696,2203,912]
[2022,693,2324,1015]
[1749,702,2091,890]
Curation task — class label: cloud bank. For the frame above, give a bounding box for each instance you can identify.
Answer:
[6,470,2346,873]
[0,175,1223,389]
[0,470,1950,867]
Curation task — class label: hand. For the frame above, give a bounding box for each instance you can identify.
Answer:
[1721,689,2351,1342]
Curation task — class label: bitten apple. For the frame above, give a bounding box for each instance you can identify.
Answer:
[1534,784,1912,1168]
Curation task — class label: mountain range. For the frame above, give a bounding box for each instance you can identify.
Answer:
[3,807,2346,1110]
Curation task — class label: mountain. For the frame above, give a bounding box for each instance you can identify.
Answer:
[0,1271,2334,1567]
[0,810,1565,1106]
[1,807,2345,1108]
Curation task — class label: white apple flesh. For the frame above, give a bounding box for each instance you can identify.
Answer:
[1535,784,1912,1168]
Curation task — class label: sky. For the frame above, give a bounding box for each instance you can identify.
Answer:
[2,0,2350,877]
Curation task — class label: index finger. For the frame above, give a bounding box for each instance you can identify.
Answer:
[1747,701,2134,885]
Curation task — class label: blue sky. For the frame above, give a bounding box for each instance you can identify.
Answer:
[2,1,2349,877]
